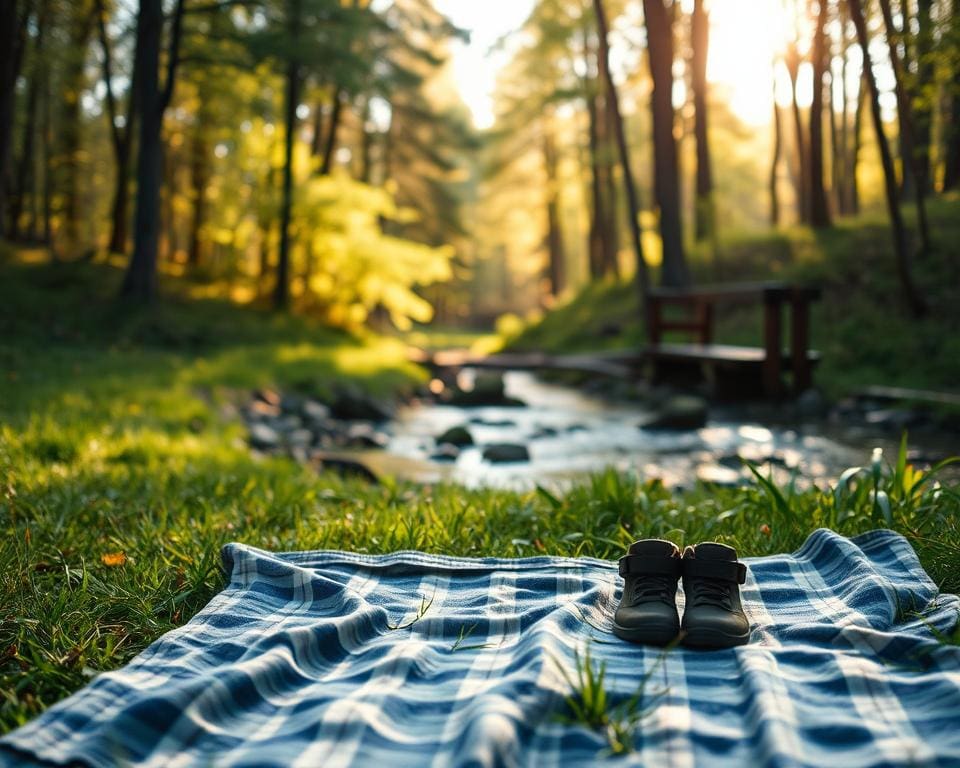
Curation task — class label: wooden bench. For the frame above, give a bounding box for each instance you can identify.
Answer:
[645,282,821,399]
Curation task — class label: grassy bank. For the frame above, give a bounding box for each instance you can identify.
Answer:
[1,248,958,734]
[510,197,960,397]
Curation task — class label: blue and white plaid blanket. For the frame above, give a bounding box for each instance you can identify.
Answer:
[2,528,959,767]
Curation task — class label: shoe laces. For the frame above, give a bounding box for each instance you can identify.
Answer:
[631,574,675,605]
[689,579,733,610]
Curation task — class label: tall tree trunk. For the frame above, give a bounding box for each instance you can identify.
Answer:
[691,0,714,243]
[585,75,607,280]
[642,0,688,287]
[97,0,139,255]
[849,0,926,317]
[601,91,621,277]
[0,0,28,239]
[188,121,208,267]
[809,0,831,227]
[785,41,810,224]
[877,0,930,254]
[123,0,163,299]
[913,0,933,197]
[319,89,343,176]
[945,69,960,190]
[828,67,841,215]
[121,0,184,300]
[945,0,960,191]
[274,0,302,311]
[838,11,851,215]
[771,85,783,227]
[542,116,566,298]
[41,54,52,245]
[359,97,373,183]
[849,73,865,214]
[593,0,651,307]
[9,0,46,241]
[62,2,96,253]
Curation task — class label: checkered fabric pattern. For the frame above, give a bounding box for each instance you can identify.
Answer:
[2,528,959,767]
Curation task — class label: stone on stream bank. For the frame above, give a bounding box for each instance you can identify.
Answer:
[437,425,474,446]
[447,373,526,408]
[483,443,531,463]
[641,395,709,431]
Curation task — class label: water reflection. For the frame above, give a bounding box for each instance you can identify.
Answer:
[381,370,864,491]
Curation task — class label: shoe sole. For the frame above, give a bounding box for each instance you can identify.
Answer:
[681,626,750,650]
[611,622,680,647]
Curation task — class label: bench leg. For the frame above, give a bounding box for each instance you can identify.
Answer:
[791,295,812,393]
[763,298,783,399]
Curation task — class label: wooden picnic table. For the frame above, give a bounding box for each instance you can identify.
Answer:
[645,281,822,399]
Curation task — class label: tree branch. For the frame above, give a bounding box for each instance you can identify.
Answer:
[95,0,123,153]
[159,0,186,114]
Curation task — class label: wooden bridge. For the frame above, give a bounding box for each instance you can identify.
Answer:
[411,281,823,400]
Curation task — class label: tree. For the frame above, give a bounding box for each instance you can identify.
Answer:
[273,0,302,310]
[121,0,185,300]
[690,0,715,243]
[877,0,930,254]
[642,0,688,287]
[808,0,831,227]
[770,71,783,226]
[0,0,31,239]
[96,0,140,255]
[593,0,651,301]
[848,0,926,317]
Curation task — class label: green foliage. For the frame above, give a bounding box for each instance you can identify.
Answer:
[299,173,453,329]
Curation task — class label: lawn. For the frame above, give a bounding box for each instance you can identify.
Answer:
[1,250,958,734]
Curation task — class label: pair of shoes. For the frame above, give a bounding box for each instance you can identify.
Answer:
[612,539,750,650]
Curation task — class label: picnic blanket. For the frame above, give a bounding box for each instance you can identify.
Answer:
[2,528,959,767]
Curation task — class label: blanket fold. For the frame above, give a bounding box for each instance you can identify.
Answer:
[1,528,958,767]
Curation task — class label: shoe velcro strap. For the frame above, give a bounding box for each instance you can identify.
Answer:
[618,555,682,579]
[684,559,747,584]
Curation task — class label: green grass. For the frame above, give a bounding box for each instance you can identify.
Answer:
[1,246,959,736]
[509,197,960,397]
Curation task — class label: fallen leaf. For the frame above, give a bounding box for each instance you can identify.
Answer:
[101,552,127,567]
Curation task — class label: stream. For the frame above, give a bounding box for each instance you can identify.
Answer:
[362,370,870,491]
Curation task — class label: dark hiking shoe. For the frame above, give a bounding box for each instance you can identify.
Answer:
[680,543,750,649]
[613,539,682,646]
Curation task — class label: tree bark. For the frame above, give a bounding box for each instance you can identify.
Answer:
[542,116,566,297]
[585,61,608,279]
[121,0,185,300]
[849,73,865,214]
[642,0,688,287]
[877,0,930,254]
[691,0,714,243]
[97,0,140,255]
[771,85,782,227]
[785,40,810,224]
[274,0,302,311]
[0,0,28,239]
[849,0,926,317]
[188,121,209,267]
[9,0,46,241]
[592,0,651,307]
[600,78,620,277]
[809,0,831,227]
[913,0,933,197]
[319,89,343,176]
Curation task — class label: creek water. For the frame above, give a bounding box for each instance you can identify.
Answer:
[367,369,871,491]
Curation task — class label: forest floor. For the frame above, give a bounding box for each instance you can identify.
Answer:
[509,196,960,399]
[1,236,959,733]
